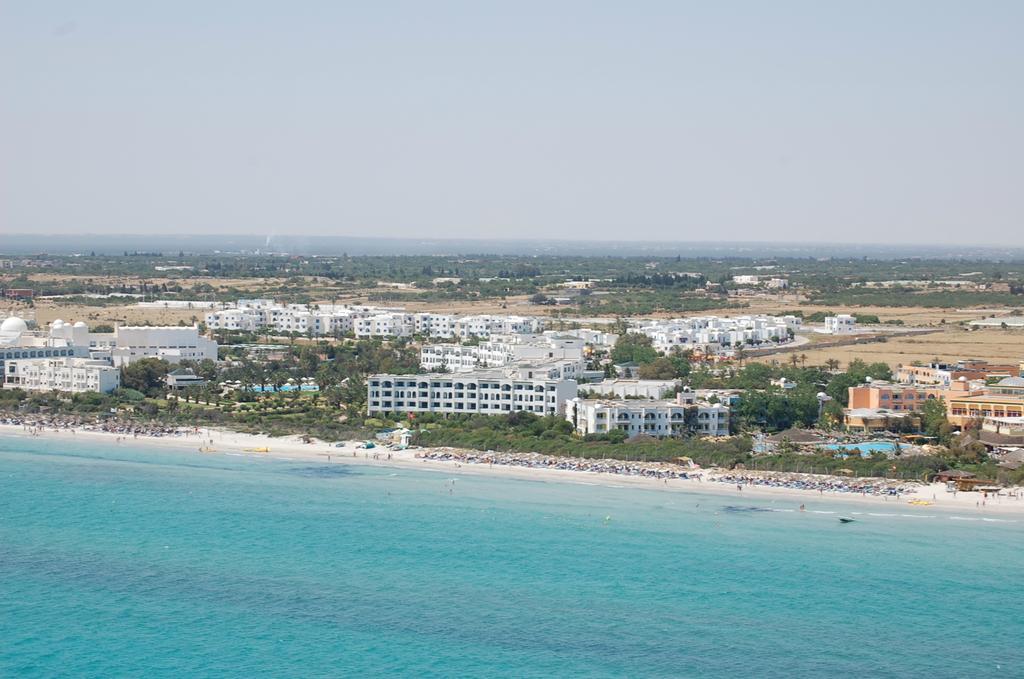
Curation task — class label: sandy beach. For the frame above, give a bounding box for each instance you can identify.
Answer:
[2,421,1022,517]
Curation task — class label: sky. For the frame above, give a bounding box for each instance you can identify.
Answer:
[1,1,1022,245]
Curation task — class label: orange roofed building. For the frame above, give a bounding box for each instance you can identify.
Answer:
[947,393,1024,428]
[847,379,983,414]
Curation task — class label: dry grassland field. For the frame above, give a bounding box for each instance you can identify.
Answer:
[333,292,536,315]
[1,302,206,327]
[756,327,1023,369]
[702,298,1008,326]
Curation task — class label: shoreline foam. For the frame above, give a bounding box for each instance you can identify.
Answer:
[2,422,1022,516]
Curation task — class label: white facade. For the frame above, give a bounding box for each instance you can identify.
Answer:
[48,321,218,366]
[4,357,120,394]
[824,314,857,335]
[420,334,585,375]
[109,327,218,366]
[546,328,619,347]
[1,316,88,371]
[367,369,578,417]
[453,315,545,339]
[205,300,377,336]
[566,396,730,438]
[582,379,679,399]
[630,315,801,354]
[732,275,760,285]
[205,300,544,340]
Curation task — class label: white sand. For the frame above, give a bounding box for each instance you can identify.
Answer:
[2,422,1022,516]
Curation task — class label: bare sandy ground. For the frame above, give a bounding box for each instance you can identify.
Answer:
[3,423,1021,517]
[764,326,1023,369]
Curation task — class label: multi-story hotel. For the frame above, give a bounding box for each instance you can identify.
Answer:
[49,321,218,367]
[420,334,586,377]
[3,357,120,394]
[367,368,577,417]
[580,379,679,399]
[566,394,730,438]
[947,393,1024,428]
[1,316,88,373]
[848,381,943,412]
[205,299,545,340]
[629,315,801,353]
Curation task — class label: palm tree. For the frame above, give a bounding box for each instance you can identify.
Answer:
[788,354,800,368]
[799,353,808,368]
[825,358,840,373]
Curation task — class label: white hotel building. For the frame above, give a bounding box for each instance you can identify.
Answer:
[367,368,578,417]
[49,321,218,367]
[205,300,368,336]
[630,315,801,353]
[566,394,730,438]
[4,357,121,394]
[1,316,88,373]
[205,299,545,340]
[420,334,587,378]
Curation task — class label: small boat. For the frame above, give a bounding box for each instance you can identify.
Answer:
[199,446,217,453]
[244,447,270,453]
[838,517,856,524]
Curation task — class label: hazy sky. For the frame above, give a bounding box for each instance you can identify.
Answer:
[2,1,1022,244]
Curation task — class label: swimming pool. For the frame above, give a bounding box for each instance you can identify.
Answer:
[821,441,898,456]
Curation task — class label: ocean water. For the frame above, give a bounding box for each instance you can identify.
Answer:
[2,435,1023,678]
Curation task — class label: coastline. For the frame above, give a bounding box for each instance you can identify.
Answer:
[2,422,1022,516]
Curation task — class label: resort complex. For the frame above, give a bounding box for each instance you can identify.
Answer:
[2,251,1024,492]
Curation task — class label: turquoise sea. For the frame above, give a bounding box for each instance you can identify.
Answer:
[2,434,1023,678]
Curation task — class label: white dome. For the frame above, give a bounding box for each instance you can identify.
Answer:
[1,316,27,334]
[53,319,65,327]
[73,321,88,328]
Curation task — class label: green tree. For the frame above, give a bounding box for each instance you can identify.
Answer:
[920,397,952,444]
[638,356,679,380]
[120,358,172,397]
[611,333,659,365]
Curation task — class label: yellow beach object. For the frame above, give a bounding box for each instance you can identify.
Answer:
[908,500,933,506]
[244,447,270,453]
[199,446,217,453]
